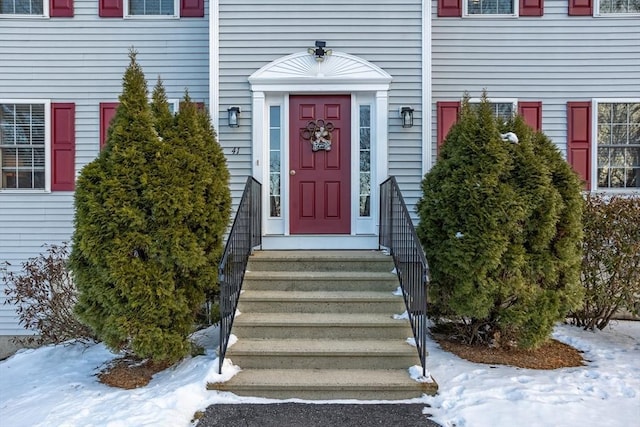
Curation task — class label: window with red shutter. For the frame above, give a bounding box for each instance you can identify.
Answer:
[50,0,73,17]
[100,102,119,150]
[437,101,461,154]
[568,0,593,15]
[99,0,203,17]
[51,103,76,191]
[518,101,542,131]
[567,102,592,190]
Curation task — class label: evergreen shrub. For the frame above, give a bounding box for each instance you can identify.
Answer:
[71,50,230,363]
[417,94,584,348]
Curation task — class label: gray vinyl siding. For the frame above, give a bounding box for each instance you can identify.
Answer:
[0,1,209,335]
[431,1,640,163]
[218,0,425,208]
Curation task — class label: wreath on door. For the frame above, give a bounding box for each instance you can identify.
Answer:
[301,119,335,152]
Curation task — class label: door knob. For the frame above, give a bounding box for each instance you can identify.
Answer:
[290,170,296,175]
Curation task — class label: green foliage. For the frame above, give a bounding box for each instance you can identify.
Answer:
[71,49,231,363]
[570,195,640,330]
[417,92,584,348]
[1,243,96,345]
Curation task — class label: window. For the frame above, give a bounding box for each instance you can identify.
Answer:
[0,103,47,190]
[269,105,282,218]
[596,102,640,189]
[467,0,515,14]
[0,0,44,15]
[100,0,202,18]
[126,0,177,16]
[598,0,640,14]
[469,99,517,122]
[359,105,371,217]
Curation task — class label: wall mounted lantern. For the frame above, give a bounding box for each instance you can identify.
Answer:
[308,40,332,62]
[228,106,241,128]
[400,106,414,128]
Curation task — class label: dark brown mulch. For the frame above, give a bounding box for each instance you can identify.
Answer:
[432,334,585,369]
[97,356,172,389]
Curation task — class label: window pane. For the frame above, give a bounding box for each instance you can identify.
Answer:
[596,102,640,189]
[269,106,281,217]
[129,0,173,15]
[468,0,513,14]
[599,0,640,13]
[0,103,46,189]
[359,105,371,217]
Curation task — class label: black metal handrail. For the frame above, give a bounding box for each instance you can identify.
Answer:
[218,177,262,373]
[379,176,430,377]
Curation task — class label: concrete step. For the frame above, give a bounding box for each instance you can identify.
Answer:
[225,339,419,370]
[208,369,437,400]
[237,290,406,314]
[242,270,399,292]
[247,250,394,273]
[232,312,414,340]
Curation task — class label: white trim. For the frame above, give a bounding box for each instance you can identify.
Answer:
[0,99,51,193]
[590,98,640,193]
[462,0,518,17]
[123,0,179,18]
[422,0,432,176]
[210,0,219,128]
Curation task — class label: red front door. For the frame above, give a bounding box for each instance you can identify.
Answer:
[289,95,351,234]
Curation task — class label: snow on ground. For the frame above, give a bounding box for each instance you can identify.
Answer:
[0,321,638,427]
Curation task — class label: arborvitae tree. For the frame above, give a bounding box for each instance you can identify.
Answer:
[71,51,231,363]
[417,93,584,348]
[150,77,174,139]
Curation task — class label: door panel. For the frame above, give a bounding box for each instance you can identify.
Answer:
[290,95,351,234]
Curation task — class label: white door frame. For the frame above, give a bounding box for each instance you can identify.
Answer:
[248,51,393,249]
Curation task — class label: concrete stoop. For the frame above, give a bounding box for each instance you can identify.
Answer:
[208,250,438,400]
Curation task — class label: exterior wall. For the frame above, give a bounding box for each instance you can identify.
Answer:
[431,0,640,164]
[0,1,210,336]
[216,0,425,207]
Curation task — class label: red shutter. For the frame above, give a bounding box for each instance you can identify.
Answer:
[568,0,592,15]
[518,101,542,132]
[51,103,75,191]
[99,0,123,17]
[100,102,119,150]
[437,101,461,153]
[180,0,204,17]
[50,0,73,17]
[438,0,462,17]
[567,102,592,190]
[519,0,543,16]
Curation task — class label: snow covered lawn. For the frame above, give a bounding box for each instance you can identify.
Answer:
[0,321,638,427]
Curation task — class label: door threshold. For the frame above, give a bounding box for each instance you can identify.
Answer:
[261,235,378,250]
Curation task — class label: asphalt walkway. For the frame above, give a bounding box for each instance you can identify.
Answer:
[198,403,442,427]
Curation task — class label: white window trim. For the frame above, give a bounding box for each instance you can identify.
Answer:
[0,0,49,18]
[463,0,518,17]
[124,0,179,19]
[594,0,640,17]
[0,99,51,193]
[591,98,640,193]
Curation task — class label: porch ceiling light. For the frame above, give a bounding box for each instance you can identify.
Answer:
[308,40,332,62]
[228,106,241,128]
[400,106,414,128]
